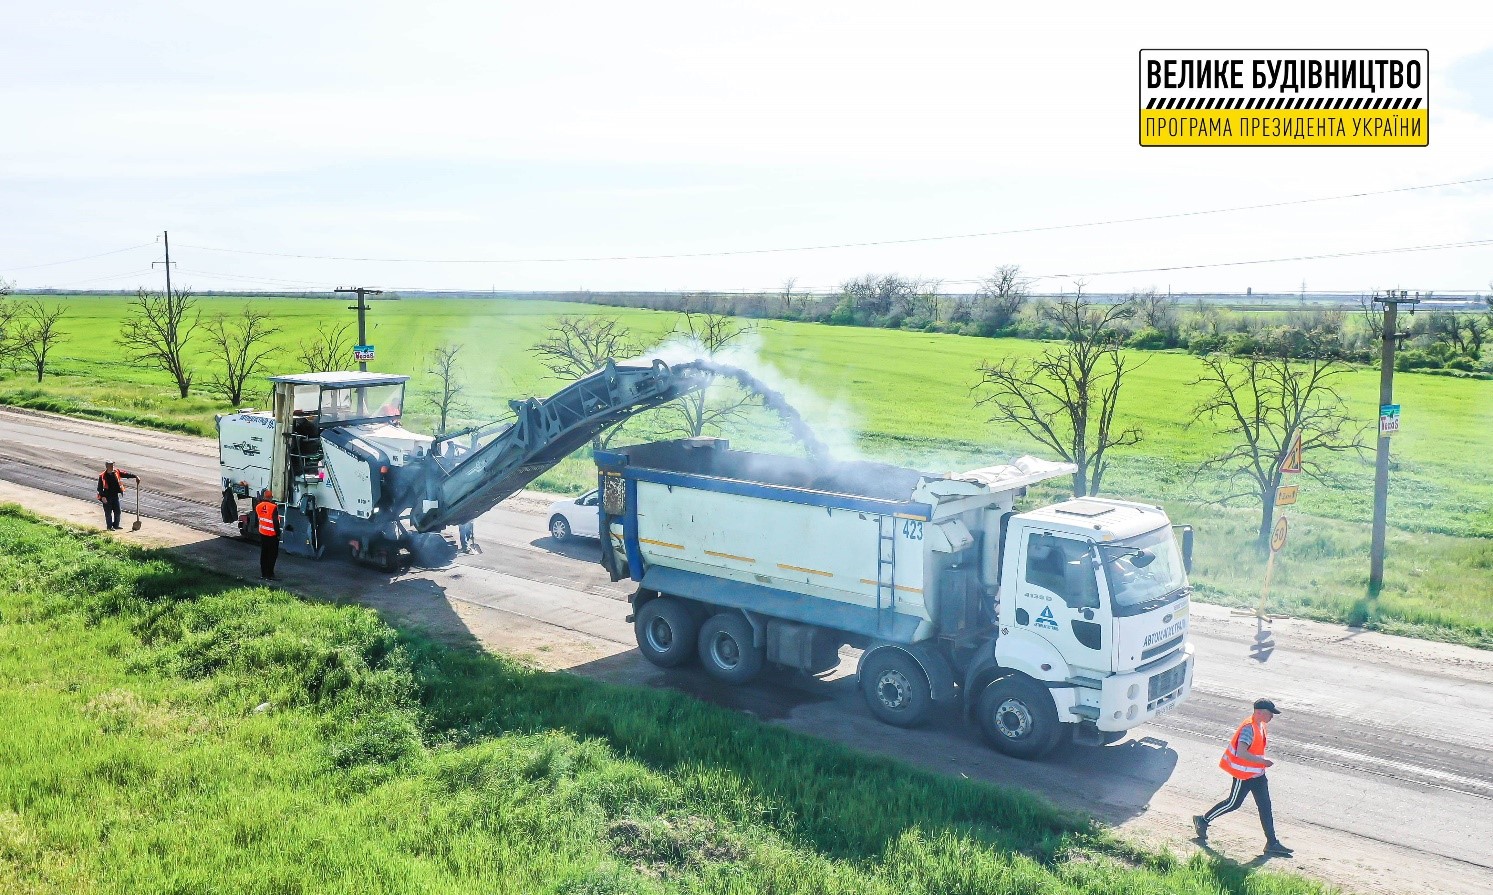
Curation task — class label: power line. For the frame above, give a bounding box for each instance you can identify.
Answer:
[3,242,157,271]
[172,175,1493,265]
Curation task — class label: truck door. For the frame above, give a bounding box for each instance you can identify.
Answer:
[1017,533,1112,665]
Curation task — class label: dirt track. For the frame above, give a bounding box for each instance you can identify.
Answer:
[2,405,1491,895]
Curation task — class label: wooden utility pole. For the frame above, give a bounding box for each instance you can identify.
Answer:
[1369,290,1418,595]
[152,230,175,296]
[335,286,382,372]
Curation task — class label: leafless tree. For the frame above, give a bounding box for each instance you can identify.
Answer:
[1357,292,1385,343]
[1190,349,1367,549]
[296,320,354,373]
[779,277,800,317]
[120,286,200,397]
[0,284,17,367]
[0,277,12,298]
[203,306,282,405]
[973,285,1142,497]
[425,343,467,434]
[973,265,1031,335]
[12,300,68,382]
[529,316,643,448]
[529,315,642,380]
[666,310,759,438]
[1132,288,1178,335]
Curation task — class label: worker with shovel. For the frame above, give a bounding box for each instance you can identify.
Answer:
[253,489,282,580]
[95,460,139,531]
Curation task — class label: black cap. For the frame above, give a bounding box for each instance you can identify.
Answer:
[1253,698,1281,715]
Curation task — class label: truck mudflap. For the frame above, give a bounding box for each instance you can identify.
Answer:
[861,641,957,703]
[639,566,923,644]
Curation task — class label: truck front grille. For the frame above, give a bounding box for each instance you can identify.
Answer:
[1147,661,1188,704]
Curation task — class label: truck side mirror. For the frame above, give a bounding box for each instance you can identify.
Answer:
[1173,524,1194,573]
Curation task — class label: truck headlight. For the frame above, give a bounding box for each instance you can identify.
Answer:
[1127,683,1140,700]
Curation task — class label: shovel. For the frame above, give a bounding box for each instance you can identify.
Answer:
[131,481,142,532]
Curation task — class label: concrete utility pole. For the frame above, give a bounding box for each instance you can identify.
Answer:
[335,286,382,372]
[152,230,175,296]
[1369,290,1418,595]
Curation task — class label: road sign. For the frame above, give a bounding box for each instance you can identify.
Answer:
[1280,428,1302,474]
[353,345,375,362]
[1270,515,1288,552]
[1380,404,1401,437]
[1276,484,1298,507]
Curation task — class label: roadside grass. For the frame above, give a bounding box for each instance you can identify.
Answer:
[0,505,1326,895]
[7,295,1491,643]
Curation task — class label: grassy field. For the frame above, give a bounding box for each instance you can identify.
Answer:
[0,506,1328,895]
[3,295,1491,646]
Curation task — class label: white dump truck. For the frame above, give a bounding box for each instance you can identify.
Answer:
[596,438,1195,758]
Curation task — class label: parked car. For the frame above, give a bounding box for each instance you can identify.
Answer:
[547,490,600,541]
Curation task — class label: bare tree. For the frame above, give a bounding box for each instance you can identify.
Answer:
[0,283,16,367]
[203,306,282,405]
[425,343,467,434]
[973,285,1141,497]
[120,286,200,397]
[779,277,799,317]
[1357,292,1385,343]
[1191,349,1367,549]
[12,300,67,382]
[529,315,642,380]
[1132,288,1178,336]
[974,265,1031,335]
[296,320,354,373]
[0,277,12,297]
[666,310,759,438]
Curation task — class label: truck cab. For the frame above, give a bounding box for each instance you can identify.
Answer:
[992,499,1193,743]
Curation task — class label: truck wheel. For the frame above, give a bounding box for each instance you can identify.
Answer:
[549,516,572,542]
[697,612,763,684]
[634,598,698,668]
[976,676,1061,759]
[859,649,932,728]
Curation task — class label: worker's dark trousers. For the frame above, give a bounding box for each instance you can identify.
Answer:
[260,534,280,578]
[101,495,122,529]
[1203,774,1278,841]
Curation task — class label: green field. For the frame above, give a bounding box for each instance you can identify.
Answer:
[3,295,1491,646]
[0,507,1328,895]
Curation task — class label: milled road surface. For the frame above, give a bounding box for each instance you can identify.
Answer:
[2,406,1491,895]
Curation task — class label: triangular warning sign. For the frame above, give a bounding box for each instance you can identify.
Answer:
[1280,429,1302,475]
[1039,606,1054,620]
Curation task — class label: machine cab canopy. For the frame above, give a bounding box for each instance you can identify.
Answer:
[270,372,409,428]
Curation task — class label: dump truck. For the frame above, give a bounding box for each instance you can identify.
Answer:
[596,437,1195,757]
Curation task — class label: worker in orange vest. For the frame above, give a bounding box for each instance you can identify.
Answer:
[96,460,138,530]
[253,489,281,581]
[1194,698,1293,857]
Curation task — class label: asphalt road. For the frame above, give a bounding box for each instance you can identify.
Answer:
[2,406,1490,895]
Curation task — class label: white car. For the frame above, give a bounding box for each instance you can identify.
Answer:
[547,489,600,541]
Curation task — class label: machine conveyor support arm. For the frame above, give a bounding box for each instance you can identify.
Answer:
[408,360,709,531]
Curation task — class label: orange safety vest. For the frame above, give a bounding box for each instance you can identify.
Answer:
[1219,716,1269,779]
[254,499,279,538]
[98,469,129,494]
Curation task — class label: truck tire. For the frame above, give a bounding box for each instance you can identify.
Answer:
[549,516,572,542]
[634,598,698,668]
[859,649,932,728]
[976,675,1061,759]
[697,612,763,684]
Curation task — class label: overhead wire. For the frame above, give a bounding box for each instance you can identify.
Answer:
[170,175,1493,265]
[2,242,158,271]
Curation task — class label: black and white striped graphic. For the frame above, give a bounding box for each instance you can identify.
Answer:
[1145,96,1424,110]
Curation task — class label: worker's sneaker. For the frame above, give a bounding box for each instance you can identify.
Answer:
[1191,816,1209,842]
[1264,841,1294,857]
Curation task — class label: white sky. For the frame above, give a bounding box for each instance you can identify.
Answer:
[3,1,1492,295]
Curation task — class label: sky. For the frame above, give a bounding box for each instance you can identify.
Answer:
[3,1,1492,296]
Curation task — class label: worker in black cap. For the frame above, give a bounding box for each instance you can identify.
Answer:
[1194,698,1294,858]
[96,460,138,530]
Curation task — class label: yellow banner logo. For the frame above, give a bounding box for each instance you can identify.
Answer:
[1139,50,1428,147]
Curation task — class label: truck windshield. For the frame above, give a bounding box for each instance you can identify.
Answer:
[319,384,404,423]
[1100,527,1188,615]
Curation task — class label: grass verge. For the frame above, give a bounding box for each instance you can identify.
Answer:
[0,505,1326,894]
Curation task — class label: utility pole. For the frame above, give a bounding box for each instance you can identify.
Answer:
[335,286,382,372]
[152,230,175,297]
[1369,289,1418,595]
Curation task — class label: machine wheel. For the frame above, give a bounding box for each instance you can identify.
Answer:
[976,675,1062,759]
[549,515,572,542]
[697,612,763,684]
[634,598,699,668]
[859,649,932,728]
